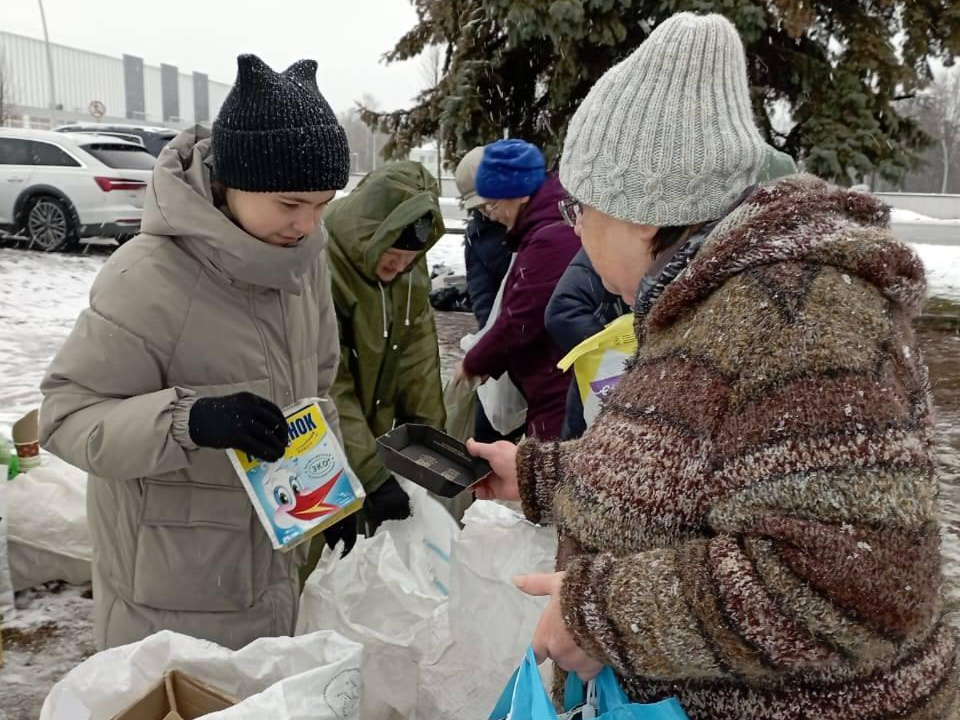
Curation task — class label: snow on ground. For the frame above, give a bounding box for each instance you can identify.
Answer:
[0,249,107,439]
[428,234,466,276]
[892,208,960,224]
[1,583,95,720]
[888,205,960,247]
[914,244,960,303]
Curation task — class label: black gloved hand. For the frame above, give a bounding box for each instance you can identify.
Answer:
[364,475,411,532]
[323,514,358,557]
[188,392,287,462]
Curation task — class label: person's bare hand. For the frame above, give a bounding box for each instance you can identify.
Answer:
[466,439,520,501]
[515,572,603,680]
[453,362,471,386]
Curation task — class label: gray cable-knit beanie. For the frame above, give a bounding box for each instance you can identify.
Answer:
[559,12,766,226]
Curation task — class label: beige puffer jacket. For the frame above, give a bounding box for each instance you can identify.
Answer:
[39,126,340,650]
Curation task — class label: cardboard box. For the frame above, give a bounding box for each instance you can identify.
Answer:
[110,670,237,720]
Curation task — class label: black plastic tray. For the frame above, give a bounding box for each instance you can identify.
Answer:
[377,424,492,498]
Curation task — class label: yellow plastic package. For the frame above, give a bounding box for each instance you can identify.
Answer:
[557,314,637,427]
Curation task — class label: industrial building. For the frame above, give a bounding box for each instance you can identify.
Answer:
[0,30,231,129]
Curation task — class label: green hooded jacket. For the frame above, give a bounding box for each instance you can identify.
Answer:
[326,161,447,492]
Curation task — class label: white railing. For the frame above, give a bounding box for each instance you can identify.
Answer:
[877,193,960,221]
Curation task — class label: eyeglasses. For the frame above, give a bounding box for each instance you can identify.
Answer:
[558,197,582,228]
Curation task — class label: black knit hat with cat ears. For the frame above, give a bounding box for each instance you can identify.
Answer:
[212,54,350,192]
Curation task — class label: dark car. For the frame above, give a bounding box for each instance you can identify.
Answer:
[54,123,178,157]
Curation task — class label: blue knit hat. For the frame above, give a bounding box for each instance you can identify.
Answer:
[475,139,547,200]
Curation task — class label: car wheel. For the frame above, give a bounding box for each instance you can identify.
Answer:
[25,195,77,252]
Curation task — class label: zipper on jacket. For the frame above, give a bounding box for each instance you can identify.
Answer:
[371,280,394,413]
[249,289,277,402]
[378,282,389,338]
[278,291,296,406]
[405,274,413,327]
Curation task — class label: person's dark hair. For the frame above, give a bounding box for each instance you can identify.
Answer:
[211,180,228,208]
[651,223,705,257]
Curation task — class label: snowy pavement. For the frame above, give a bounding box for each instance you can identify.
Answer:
[0,583,95,720]
[0,249,112,439]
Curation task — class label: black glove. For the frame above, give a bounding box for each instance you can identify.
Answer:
[364,475,411,532]
[323,514,359,557]
[188,392,287,462]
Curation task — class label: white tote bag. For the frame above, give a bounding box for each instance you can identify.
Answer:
[460,255,527,435]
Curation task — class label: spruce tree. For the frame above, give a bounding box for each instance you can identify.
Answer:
[361,0,960,184]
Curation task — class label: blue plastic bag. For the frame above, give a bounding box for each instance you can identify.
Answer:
[562,669,688,720]
[488,648,556,720]
[489,648,690,720]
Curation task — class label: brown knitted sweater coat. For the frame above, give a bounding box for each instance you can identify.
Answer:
[517,175,958,719]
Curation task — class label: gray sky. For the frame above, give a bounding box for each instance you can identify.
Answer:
[2,0,426,115]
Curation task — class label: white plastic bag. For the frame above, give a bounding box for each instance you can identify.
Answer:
[460,255,528,435]
[7,454,92,590]
[0,469,15,618]
[297,514,450,720]
[475,370,527,436]
[397,477,460,595]
[39,629,363,720]
[417,501,559,719]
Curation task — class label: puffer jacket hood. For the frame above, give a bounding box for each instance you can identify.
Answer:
[323,161,445,282]
[142,124,327,295]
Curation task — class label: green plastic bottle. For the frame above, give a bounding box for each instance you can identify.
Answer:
[0,437,18,480]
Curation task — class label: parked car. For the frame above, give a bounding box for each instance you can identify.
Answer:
[0,128,155,252]
[54,123,178,157]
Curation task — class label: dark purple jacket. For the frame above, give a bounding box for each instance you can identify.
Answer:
[462,173,581,440]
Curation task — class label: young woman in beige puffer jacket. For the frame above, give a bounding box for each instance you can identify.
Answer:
[39,54,350,650]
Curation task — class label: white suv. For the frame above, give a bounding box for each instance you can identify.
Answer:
[0,128,155,252]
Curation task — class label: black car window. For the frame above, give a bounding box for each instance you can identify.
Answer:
[56,125,175,157]
[82,143,156,170]
[0,138,32,165]
[29,141,82,167]
[143,133,176,157]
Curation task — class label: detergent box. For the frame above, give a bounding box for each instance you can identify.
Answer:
[227,399,365,552]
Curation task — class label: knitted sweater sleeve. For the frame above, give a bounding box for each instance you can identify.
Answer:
[555,266,943,682]
[516,438,579,525]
